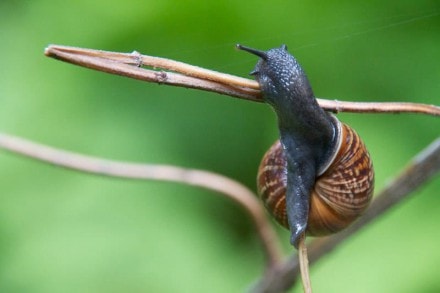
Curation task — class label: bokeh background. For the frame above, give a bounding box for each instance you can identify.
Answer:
[1,1,439,292]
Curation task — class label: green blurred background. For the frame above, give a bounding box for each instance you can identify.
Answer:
[1,1,439,292]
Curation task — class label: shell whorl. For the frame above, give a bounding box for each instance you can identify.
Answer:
[257,123,374,236]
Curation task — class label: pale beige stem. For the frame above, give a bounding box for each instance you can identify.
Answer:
[298,233,312,293]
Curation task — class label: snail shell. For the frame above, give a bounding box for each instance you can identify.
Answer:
[257,122,374,236]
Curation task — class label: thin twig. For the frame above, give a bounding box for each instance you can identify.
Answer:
[298,234,312,293]
[316,99,440,115]
[0,132,283,267]
[44,45,440,116]
[252,138,440,293]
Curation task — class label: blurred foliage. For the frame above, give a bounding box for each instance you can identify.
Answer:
[0,0,439,292]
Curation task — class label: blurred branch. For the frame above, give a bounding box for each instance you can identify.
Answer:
[0,133,283,266]
[251,137,440,293]
[45,45,440,116]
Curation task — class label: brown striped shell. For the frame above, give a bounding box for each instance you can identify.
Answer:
[257,123,374,236]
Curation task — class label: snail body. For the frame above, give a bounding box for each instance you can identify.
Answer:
[237,44,374,247]
[257,122,374,236]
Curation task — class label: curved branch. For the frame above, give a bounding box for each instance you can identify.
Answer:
[45,45,440,116]
[0,132,283,266]
[251,137,440,293]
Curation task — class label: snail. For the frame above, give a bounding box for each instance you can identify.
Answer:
[237,44,375,248]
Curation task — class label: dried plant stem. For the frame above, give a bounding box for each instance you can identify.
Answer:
[0,132,283,266]
[44,45,440,116]
[298,233,312,293]
[316,99,440,115]
[252,137,440,293]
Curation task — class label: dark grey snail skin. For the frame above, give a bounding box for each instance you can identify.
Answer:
[237,44,340,248]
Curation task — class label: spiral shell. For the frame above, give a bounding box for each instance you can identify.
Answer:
[257,123,374,236]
